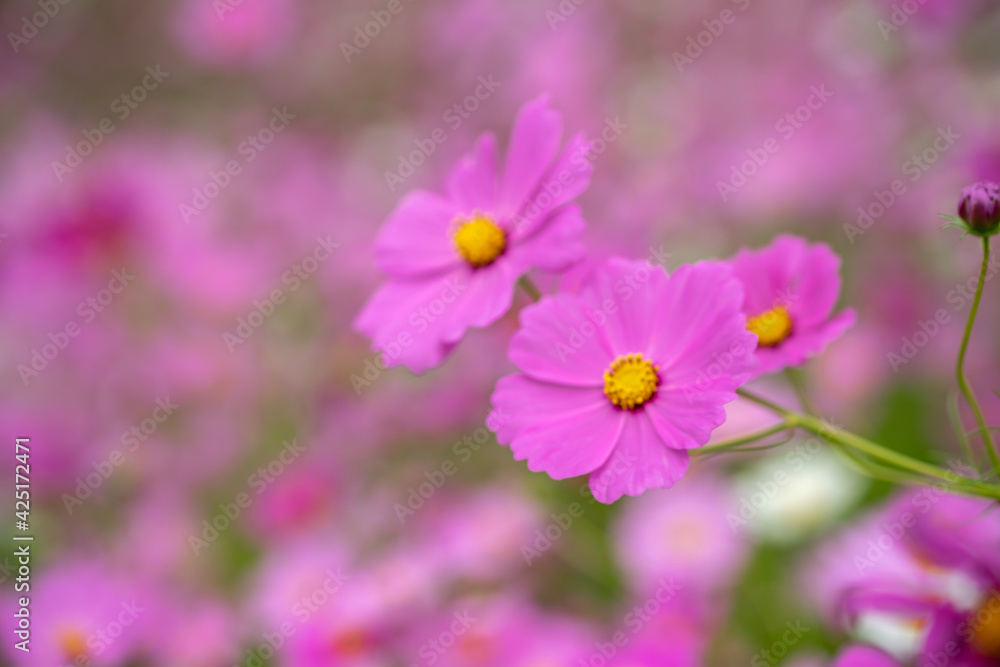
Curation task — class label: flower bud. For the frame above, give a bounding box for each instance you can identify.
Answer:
[958,181,1000,235]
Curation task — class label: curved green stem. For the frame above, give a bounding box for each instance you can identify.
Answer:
[692,420,793,456]
[948,390,982,475]
[736,389,1000,500]
[518,276,542,302]
[956,237,999,473]
[785,368,818,416]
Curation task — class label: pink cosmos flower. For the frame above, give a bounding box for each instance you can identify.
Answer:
[727,234,856,377]
[2,558,152,667]
[490,258,757,503]
[613,474,749,595]
[354,95,592,373]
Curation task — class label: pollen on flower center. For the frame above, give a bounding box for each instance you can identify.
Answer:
[603,353,659,410]
[454,214,506,267]
[747,305,792,346]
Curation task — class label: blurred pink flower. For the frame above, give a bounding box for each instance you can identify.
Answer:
[402,594,594,667]
[172,0,297,67]
[150,599,240,667]
[613,474,749,595]
[422,486,541,581]
[806,489,1000,664]
[355,95,592,373]
[491,258,757,503]
[3,559,151,666]
[728,234,856,376]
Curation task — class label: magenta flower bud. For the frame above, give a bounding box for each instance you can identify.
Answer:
[958,181,1000,235]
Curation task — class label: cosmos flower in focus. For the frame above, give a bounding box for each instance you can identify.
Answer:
[956,181,1000,237]
[355,95,592,373]
[727,234,856,377]
[491,258,757,503]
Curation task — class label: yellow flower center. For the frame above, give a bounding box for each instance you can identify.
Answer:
[603,354,659,410]
[747,305,793,346]
[57,627,89,659]
[972,591,1000,658]
[454,214,506,267]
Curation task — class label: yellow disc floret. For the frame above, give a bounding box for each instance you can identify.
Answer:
[603,353,659,410]
[747,305,793,347]
[454,214,506,267]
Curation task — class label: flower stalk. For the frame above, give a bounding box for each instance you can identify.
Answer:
[735,389,1000,501]
[955,237,999,473]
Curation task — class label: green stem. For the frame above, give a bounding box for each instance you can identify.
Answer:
[785,368,818,416]
[947,390,982,475]
[736,389,1000,500]
[956,236,999,473]
[692,420,793,456]
[518,276,542,302]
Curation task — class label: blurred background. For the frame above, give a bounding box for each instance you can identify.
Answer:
[2,0,1000,665]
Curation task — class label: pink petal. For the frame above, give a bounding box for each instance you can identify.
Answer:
[508,293,614,387]
[509,131,593,240]
[588,413,690,503]
[645,386,733,450]
[648,262,755,380]
[373,190,462,278]
[446,133,499,213]
[790,240,843,328]
[757,307,856,376]
[353,262,517,374]
[577,257,669,356]
[499,377,624,480]
[505,204,586,274]
[500,95,563,218]
[730,234,805,315]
